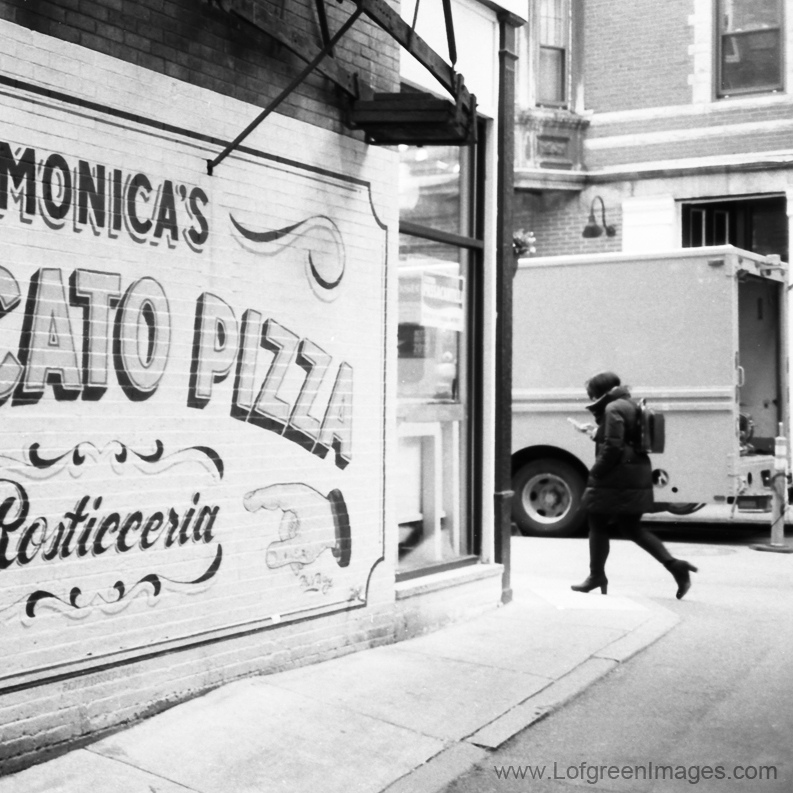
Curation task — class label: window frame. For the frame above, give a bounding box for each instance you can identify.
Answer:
[394,120,486,579]
[536,0,570,108]
[716,0,785,98]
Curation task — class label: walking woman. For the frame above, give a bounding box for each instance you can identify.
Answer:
[571,371,697,599]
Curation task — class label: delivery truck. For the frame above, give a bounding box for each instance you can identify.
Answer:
[511,246,789,536]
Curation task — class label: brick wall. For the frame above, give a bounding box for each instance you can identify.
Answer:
[514,191,622,258]
[586,125,793,169]
[0,1,507,773]
[0,0,400,137]
[0,4,416,772]
[584,0,694,112]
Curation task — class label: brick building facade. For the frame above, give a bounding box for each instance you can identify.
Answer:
[514,0,793,260]
[0,0,524,772]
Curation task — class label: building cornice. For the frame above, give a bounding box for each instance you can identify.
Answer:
[516,107,591,132]
[588,154,793,183]
[515,153,793,190]
[514,168,586,191]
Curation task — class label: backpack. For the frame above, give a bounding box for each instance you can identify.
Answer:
[634,398,665,454]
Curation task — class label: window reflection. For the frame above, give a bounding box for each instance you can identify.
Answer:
[397,141,477,575]
[718,0,782,94]
[399,145,468,236]
[398,242,467,404]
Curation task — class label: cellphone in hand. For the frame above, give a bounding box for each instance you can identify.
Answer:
[568,417,595,437]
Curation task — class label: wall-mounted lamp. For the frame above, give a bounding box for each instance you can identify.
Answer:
[582,195,617,238]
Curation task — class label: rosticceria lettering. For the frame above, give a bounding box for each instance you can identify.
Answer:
[0,482,219,569]
[0,140,209,251]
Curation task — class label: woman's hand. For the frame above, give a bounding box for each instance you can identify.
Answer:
[568,418,597,439]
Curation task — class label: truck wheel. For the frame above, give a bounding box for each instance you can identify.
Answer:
[512,459,586,538]
[664,503,705,516]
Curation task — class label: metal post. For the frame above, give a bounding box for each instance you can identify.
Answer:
[494,13,521,603]
[751,423,793,553]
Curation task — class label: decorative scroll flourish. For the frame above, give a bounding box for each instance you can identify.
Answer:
[230,213,346,302]
[0,441,223,481]
[23,545,223,619]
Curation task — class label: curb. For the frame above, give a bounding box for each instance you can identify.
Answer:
[466,656,619,750]
[383,600,679,793]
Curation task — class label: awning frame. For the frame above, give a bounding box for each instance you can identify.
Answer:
[208,0,475,173]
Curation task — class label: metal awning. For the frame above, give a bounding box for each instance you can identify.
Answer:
[208,0,476,174]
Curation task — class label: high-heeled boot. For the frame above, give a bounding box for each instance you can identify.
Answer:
[570,573,608,594]
[664,559,698,600]
[572,529,610,594]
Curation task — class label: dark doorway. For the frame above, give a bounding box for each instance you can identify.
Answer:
[681,195,788,261]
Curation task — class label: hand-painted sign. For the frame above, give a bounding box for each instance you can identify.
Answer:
[0,141,209,251]
[0,88,388,690]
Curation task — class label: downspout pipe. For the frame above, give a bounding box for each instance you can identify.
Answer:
[495,12,521,604]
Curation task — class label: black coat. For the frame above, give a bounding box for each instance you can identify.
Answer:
[583,386,654,515]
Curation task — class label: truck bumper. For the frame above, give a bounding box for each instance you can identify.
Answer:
[733,454,777,498]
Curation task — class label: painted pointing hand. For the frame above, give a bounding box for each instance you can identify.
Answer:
[243,483,351,570]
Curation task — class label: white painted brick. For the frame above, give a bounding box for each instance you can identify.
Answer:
[0,3,478,772]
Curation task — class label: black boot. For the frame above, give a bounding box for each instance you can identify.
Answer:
[571,574,608,594]
[572,522,610,594]
[664,559,698,600]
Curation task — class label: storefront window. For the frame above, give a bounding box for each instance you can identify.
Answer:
[399,146,470,237]
[397,141,481,576]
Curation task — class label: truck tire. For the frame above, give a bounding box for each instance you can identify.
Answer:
[663,503,705,516]
[512,459,587,538]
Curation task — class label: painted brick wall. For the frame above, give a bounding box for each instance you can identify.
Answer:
[584,0,694,112]
[0,5,415,773]
[0,0,400,137]
[0,2,502,774]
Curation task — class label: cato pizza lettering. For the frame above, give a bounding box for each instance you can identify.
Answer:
[0,266,353,467]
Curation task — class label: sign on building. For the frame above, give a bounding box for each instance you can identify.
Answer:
[0,88,387,690]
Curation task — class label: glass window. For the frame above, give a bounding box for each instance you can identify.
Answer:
[538,0,568,105]
[718,0,783,95]
[399,146,471,237]
[398,242,468,405]
[397,240,472,573]
[397,140,482,577]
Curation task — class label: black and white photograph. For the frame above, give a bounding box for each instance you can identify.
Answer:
[0,0,791,791]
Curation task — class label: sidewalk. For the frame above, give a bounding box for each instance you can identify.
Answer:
[0,544,679,793]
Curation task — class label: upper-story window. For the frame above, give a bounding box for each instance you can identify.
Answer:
[538,0,569,106]
[718,0,784,96]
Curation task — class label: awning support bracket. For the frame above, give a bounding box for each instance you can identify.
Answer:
[213,0,364,99]
[314,0,334,54]
[216,0,470,106]
[208,0,475,170]
[442,0,457,66]
[207,2,364,175]
[355,0,470,106]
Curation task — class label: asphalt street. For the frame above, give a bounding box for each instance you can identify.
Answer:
[443,523,793,793]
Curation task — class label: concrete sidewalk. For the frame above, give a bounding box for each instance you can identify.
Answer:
[0,550,679,793]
